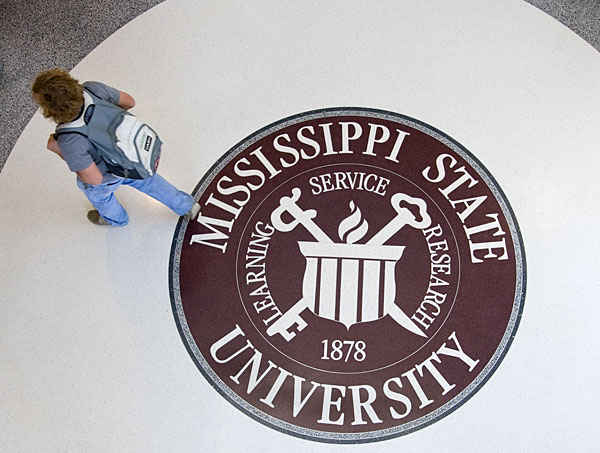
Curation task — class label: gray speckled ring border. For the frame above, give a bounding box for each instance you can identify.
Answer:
[169,107,526,444]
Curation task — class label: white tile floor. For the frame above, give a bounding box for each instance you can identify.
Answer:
[1,1,599,450]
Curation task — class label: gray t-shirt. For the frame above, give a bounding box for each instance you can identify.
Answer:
[56,81,120,178]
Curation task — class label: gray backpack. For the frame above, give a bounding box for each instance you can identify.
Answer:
[55,88,162,179]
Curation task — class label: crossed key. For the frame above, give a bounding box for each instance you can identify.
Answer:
[267,188,431,341]
[271,188,333,243]
[366,192,431,245]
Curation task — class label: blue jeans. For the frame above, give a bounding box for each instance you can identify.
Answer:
[77,173,194,226]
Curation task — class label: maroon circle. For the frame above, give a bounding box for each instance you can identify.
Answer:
[171,109,525,442]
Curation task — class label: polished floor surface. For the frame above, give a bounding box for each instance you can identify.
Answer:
[1,1,599,451]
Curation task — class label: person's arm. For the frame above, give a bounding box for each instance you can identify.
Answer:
[117,91,135,110]
[47,134,64,160]
[76,162,103,186]
[48,135,103,185]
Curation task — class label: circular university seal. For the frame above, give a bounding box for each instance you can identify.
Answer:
[170,108,526,443]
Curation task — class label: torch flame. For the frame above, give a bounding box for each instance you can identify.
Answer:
[338,201,369,244]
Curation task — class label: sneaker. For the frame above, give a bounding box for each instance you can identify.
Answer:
[87,210,111,226]
[185,202,200,219]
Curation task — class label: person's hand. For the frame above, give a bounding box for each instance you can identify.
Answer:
[47,134,64,159]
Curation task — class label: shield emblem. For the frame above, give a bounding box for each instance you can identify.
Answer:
[298,241,405,329]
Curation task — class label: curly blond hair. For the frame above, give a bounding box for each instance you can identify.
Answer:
[32,68,84,124]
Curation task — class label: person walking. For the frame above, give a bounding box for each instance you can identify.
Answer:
[32,68,199,226]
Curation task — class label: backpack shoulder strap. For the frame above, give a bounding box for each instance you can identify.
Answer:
[55,90,96,137]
